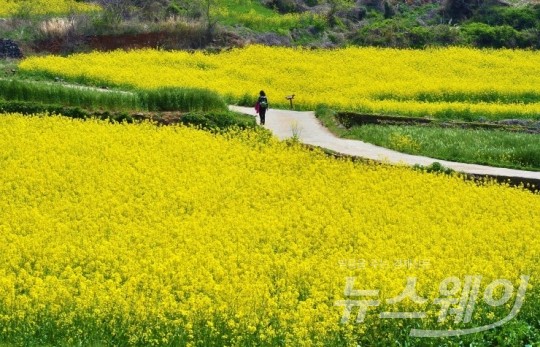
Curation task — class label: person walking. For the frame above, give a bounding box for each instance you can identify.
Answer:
[256,90,269,125]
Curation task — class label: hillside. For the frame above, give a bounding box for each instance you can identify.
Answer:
[0,0,540,55]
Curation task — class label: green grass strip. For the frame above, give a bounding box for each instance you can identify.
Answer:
[345,124,540,171]
[0,79,227,113]
[0,79,140,111]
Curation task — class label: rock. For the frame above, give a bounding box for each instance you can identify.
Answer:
[0,39,23,59]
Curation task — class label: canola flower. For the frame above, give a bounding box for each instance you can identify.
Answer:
[19,46,540,120]
[0,0,100,17]
[0,113,538,345]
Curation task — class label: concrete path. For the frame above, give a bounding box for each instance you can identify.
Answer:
[229,105,540,181]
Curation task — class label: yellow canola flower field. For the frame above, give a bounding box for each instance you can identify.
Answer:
[0,114,538,345]
[0,0,99,16]
[19,46,540,119]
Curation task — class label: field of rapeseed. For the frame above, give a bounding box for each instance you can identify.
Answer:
[0,114,538,345]
[0,0,99,17]
[19,46,540,120]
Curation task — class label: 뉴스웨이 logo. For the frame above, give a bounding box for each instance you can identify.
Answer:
[335,274,530,338]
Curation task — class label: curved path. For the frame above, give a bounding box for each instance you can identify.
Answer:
[229,105,540,181]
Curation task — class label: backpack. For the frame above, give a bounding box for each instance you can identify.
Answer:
[259,96,268,109]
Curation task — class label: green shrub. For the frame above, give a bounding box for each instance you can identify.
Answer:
[462,22,519,48]
[353,19,408,47]
[431,24,461,45]
[519,28,540,48]
[354,18,452,48]
[406,26,433,48]
[475,5,538,30]
[498,6,537,30]
[350,2,539,49]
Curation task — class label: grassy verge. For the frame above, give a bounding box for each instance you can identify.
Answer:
[0,77,248,129]
[345,124,540,171]
[0,79,141,111]
[315,105,349,136]
[315,105,540,171]
[0,78,227,113]
[0,60,18,76]
[142,87,226,112]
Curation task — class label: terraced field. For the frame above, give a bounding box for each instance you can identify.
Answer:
[19,46,540,120]
[0,114,537,345]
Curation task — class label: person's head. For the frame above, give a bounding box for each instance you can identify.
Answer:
[259,90,266,96]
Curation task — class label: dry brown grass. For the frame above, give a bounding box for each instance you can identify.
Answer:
[38,17,76,38]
